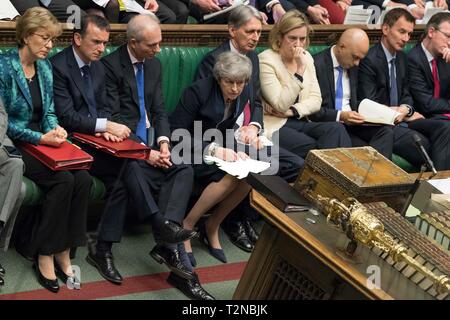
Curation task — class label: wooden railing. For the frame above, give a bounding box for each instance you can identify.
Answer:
[0,22,425,47]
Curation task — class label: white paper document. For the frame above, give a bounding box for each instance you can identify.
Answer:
[416,3,448,25]
[121,0,156,16]
[204,156,271,179]
[0,1,20,20]
[203,0,249,21]
[428,178,450,194]
[343,6,374,25]
[358,98,401,125]
[92,0,111,8]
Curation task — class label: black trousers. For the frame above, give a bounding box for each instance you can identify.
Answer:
[10,0,86,21]
[346,125,394,159]
[273,118,352,159]
[80,145,129,243]
[19,148,91,256]
[407,119,450,170]
[123,161,194,225]
[392,123,429,169]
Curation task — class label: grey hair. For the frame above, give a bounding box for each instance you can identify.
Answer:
[213,51,252,82]
[127,13,160,42]
[228,5,262,29]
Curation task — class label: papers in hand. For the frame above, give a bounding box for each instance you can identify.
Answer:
[204,156,270,179]
[121,0,156,16]
[203,0,249,21]
[358,98,401,125]
[234,129,274,147]
[0,1,20,20]
[416,3,448,25]
[343,5,374,25]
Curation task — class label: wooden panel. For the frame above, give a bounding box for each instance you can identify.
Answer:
[0,23,426,47]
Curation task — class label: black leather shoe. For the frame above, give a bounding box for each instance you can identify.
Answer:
[149,245,194,280]
[0,275,4,286]
[154,220,198,244]
[0,262,5,276]
[86,253,123,284]
[243,220,259,245]
[33,264,59,293]
[55,264,81,290]
[222,221,254,253]
[167,272,215,300]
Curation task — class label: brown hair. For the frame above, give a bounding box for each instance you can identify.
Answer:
[382,7,415,28]
[16,7,62,47]
[269,10,311,52]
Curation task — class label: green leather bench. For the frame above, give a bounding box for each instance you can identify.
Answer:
[0,44,416,206]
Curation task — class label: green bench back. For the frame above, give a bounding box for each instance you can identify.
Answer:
[0,42,416,113]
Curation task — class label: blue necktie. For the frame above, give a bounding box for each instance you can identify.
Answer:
[135,62,147,144]
[389,58,398,106]
[81,65,98,118]
[335,66,343,111]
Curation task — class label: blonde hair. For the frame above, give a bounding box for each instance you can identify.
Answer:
[269,10,311,52]
[16,7,62,47]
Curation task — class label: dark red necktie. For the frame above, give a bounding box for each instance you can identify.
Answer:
[434,58,450,118]
[432,58,440,98]
[243,101,251,126]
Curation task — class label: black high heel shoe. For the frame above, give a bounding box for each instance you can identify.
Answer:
[33,263,59,293]
[55,264,81,290]
[198,224,227,263]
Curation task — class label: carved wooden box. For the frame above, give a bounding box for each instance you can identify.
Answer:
[294,147,414,211]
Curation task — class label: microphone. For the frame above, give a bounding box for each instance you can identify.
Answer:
[413,134,437,177]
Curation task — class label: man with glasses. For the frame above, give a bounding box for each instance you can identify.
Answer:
[101,14,213,299]
[407,12,450,120]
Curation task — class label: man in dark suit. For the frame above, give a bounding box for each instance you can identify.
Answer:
[358,8,450,170]
[196,5,303,253]
[101,14,213,300]
[52,14,197,286]
[313,28,394,159]
[407,12,450,120]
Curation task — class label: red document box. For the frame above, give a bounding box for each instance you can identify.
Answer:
[18,141,93,171]
[72,133,151,160]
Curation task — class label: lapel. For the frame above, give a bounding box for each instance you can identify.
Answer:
[67,46,92,108]
[375,43,390,95]
[348,67,358,110]
[395,53,403,98]
[417,44,434,85]
[143,59,152,115]
[10,51,33,111]
[325,49,336,108]
[120,45,140,109]
[35,59,49,113]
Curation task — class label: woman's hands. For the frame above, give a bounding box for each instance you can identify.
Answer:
[40,126,67,147]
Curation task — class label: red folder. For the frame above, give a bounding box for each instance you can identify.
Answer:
[72,133,151,160]
[18,141,93,171]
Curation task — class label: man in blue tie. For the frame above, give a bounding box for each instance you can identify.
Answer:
[313,28,394,159]
[51,14,197,288]
[358,8,450,170]
[102,14,214,300]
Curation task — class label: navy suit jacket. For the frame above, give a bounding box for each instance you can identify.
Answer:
[51,46,110,134]
[358,42,414,108]
[170,76,251,152]
[195,41,264,128]
[101,44,170,141]
[312,47,358,122]
[407,43,450,117]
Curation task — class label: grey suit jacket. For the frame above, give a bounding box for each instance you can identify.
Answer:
[0,97,14,152]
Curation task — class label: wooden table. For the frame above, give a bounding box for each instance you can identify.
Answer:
[233,191,436,300]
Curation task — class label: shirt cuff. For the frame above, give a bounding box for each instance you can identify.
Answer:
[408,4,418,9]
[336,111,341,122]
[382,0,390,8]
[157,136,170,145]
[266,0,280,11]
[95,118,107,132]
[248,122,262,133]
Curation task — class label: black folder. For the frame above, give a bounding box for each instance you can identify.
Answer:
[246,173,311,213]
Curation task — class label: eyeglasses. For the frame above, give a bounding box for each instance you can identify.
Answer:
[33,33,57,45]
[435,29,450,40]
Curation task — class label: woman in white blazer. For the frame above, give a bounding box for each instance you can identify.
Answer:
[259,10,351,158]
